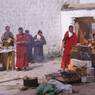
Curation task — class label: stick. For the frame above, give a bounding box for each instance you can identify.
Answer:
[0,77,22,83]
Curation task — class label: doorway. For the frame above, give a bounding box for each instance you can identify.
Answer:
[74,17,95,44]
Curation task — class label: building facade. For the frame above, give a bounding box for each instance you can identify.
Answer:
[0,0,79,54]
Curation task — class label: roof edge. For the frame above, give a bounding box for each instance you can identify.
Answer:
[61,3,95,10]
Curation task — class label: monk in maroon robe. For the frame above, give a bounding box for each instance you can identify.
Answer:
[16,27,28,70]
[25,30,34,63]
[61,25,78,70]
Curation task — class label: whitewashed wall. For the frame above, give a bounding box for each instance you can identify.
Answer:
[0,0,79,54]
[61,9,95,39]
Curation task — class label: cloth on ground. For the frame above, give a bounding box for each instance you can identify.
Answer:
[36,83,56,95]
[48,79,72,93]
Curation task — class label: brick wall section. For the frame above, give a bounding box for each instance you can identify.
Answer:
[0,0,79,54]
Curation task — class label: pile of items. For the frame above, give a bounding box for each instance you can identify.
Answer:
[71,59,95,83]
[71,44,95,83]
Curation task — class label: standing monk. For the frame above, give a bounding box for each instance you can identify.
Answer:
[1,26,15,70]
[16,27,28,71]
[34,30,46,62]
[25,30,34,63]
[61,25,78,71]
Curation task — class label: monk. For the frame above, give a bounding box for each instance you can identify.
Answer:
[61,25,78,71]
[1,26,15,70]
[1,26,14,47]
[25,30,34,63]
[34,30,46,62]
[16,27,28,71]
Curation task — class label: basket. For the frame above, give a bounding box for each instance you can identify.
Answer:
[23,77,39,87]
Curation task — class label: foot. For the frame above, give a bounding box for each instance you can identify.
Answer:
[16,68,22,71]
[65,68,69,72]
[58,68,65,72]
[23,67,28,71]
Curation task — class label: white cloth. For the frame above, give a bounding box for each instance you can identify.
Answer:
[37,34,41,40]
[48,79,72,93]
[71,59,92,68]
[0,47,15,53]
[68,31,73,38]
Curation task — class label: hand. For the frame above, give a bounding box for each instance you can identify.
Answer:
[60,47,64,56]
[16,41,25,44]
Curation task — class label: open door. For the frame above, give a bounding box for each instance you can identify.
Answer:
[75,17,94,45]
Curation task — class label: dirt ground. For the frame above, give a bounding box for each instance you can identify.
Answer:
[0,59,95,95]
[14,83,95,95]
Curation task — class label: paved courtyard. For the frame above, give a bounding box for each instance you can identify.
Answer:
[0,59,95,95]
[0,59,60,95]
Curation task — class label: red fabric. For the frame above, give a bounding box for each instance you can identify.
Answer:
[61,31,78,69]
[16,33,28,69]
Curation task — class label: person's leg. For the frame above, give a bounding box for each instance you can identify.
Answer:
[61,53,70,71]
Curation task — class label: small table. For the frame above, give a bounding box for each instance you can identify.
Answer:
[0,47,15,70]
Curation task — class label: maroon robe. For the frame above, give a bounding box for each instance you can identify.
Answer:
[25,33,34,62]
[16,33,28,69]
[61,31,78,69]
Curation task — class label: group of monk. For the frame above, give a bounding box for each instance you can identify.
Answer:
[1,25,79,72]
[1,26,46,71]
